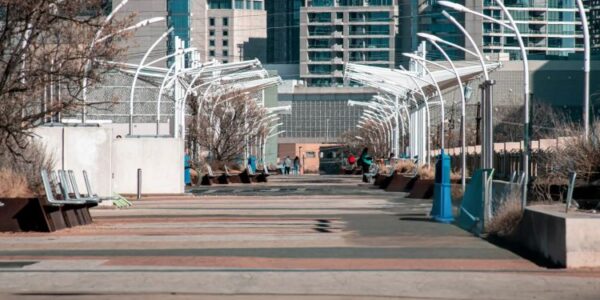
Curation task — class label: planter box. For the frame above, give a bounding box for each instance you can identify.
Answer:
[0,198,52,232]
[510,205,600,268]
[407,179,435,199]
[385,173,417,192]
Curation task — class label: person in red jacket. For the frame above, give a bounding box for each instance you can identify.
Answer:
[347,154,357,168]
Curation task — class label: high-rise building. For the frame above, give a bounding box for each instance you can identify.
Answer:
[591,0,600,55]
[300,0,400,87]
[191,0,267,63]
[266,0,302,64]
[113,0,169,65]
[167,0,191,65]
[398,1,482,64]
[482,1,589,60]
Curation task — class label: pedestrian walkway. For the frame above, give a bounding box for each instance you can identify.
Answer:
[0,175,599,299]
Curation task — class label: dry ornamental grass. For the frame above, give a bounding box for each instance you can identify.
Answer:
[0,169,32,198]
[486,191,523,237]
[395,160,416,173]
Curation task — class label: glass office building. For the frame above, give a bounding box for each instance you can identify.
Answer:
[167,0,191,66]
[266,0,302,64]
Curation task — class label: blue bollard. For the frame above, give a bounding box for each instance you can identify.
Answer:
[431,149,454,223]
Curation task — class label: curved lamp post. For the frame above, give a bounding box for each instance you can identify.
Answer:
[403,51,467,190]
[397,64,446,150]
[362,104,395,148]
[81,0,129,124]
[419,27,496,170]
[439,0,530,207]
[575,0,591,140]
[399,66,432,166]
[363,110,392,153]
[128,27,173,135]
[437,12,495,170]
[374,95,410,155]
[350,100,398,156]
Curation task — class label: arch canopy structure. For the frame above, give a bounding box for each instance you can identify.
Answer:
[345,61,501,165]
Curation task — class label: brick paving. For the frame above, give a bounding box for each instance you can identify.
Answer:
[0,175,599,299]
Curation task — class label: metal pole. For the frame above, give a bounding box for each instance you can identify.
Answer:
[426,41,467,190]
[129,28,174,136]
[137,168,142,200]
[493,0,530,210]
[486,81,495,169]
[394,95,401,158]
[575,0,590,140]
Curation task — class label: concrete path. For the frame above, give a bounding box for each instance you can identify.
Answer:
[0,175,599,299]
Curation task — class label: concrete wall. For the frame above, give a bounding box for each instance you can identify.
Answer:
[112,138,184,194]
[34,126,185,196]
[512,205,600,268]
[34,126,113,197]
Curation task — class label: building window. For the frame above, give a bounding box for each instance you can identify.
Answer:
[209,30,215,36]
[223,30,229,36]
[223,17,229,26]
[223,39,228,47]
[209,18,215,26]
[223,60,229,64]
[209,40,215,46]
[223,50,229,57]
[209,0,232,9]
[209,50,215,57]
[253,1,263,10]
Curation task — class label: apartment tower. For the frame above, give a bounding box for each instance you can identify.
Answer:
[300,0,400,87]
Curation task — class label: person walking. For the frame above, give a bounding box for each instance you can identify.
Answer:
[283,156,292,175]
[184,148,192,186]
[293,156,301,175]
[359,147,373,183]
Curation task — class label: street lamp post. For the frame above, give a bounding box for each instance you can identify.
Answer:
[81,0,129,124]
[575,0,591,139]
[435,12,496,171]
[403,51,467,190]
[129,27,173,136]
[439,0,530,208]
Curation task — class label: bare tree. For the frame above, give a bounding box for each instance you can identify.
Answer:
[340,120,389,159]
[0,0,132,155]
[494,102,569,143]
[188,89,267,162]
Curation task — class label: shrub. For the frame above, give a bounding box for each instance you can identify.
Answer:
[532,121,600,201]
[0,168,32,198]
[486,191,523,237]
[0,140,54,197]
[395,160,416,173]
[418,164,435,180]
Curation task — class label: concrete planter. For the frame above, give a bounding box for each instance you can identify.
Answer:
[385,173,417,192]
[0,198,52,232]
[509,205,600,268]
[407,179,435,199]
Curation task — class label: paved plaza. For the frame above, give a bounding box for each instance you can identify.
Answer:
[1,176,599,299]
